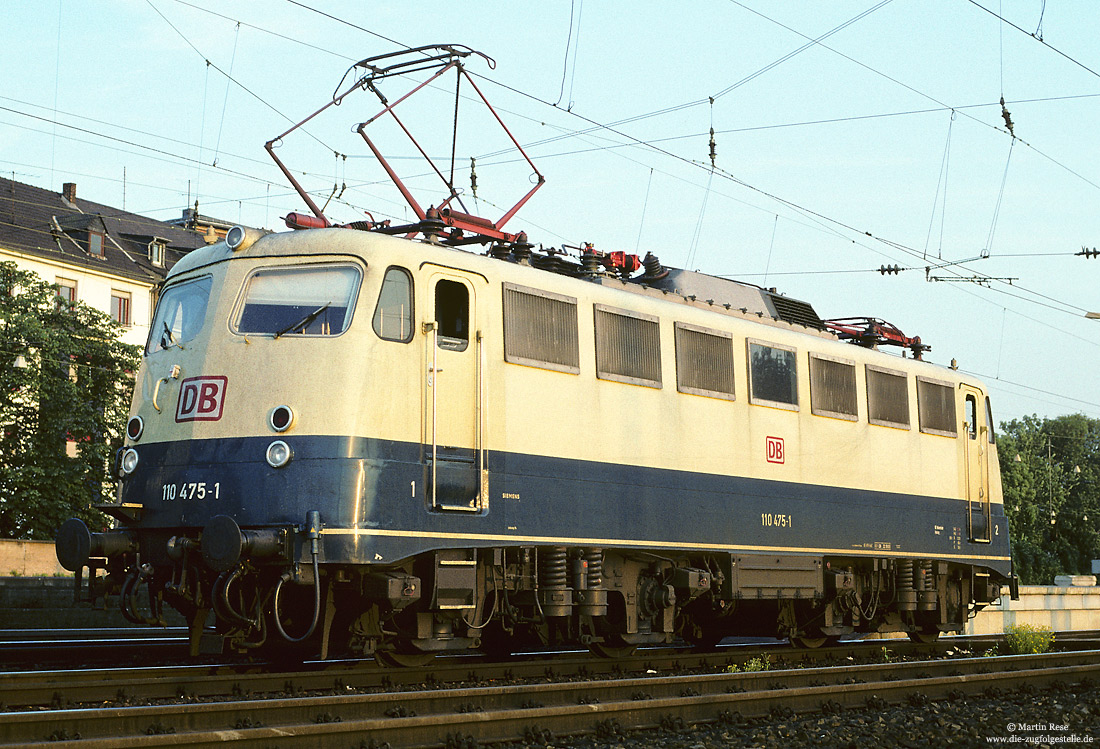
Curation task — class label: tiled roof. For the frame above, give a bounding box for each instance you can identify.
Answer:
[0,177,210,284]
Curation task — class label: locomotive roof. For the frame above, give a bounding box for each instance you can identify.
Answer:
[172,227,824,329]
[169,226,973,382]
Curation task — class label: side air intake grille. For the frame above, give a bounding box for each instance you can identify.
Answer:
[768,294,825,330]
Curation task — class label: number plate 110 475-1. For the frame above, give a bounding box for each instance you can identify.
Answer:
[161,482,221,501]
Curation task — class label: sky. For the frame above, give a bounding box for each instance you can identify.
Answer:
[2,0,1098,424]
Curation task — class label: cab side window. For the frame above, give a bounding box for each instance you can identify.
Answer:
[435,279,469,351]
[372,266,414,342]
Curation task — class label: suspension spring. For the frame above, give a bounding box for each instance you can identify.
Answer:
[584,548,603,589]
[537,547,568,589]
[897,559,915,590]
[919,560,934,591]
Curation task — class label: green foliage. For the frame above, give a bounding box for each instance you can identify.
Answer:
[741,654,771,672]
[997,414,1100,584]
[0,262,140,540]
[1003,624,1055,655]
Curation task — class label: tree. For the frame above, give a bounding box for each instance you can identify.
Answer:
[0,262,140,539]
[998,414,1100,585]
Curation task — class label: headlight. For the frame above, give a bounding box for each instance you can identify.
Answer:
[126,415,144,441]
[226,225,264,252]
[120,448,139,476]
[266,440,292,469]
[269,405,294,432]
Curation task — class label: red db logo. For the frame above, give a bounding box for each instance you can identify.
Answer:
[176,376,228,422]
[766,436,785,464]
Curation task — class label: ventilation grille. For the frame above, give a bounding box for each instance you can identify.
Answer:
[595,304,662,388]
[917,377,957,436]
[675,323,735,399]
[769,294,825,330]
[867,366,910,428]
[503,283,580,373]
[809,354,857,419]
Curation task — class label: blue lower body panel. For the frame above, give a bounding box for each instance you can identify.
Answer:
[120,434,1013,577]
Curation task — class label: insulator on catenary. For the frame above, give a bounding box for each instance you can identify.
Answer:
[580,247,602,278]
[640,251,669,281]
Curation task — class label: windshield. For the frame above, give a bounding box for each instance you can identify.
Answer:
[234,264,361,337]
[146,276,212,355]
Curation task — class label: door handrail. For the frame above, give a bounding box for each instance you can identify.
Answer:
[424,320,440,508]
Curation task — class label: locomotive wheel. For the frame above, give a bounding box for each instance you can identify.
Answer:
[375,643,438,668]
[683,625,726,651]
[789,635,840,649]
[907,629,941,644]
[479,620,530,658]
[589,635,638,659]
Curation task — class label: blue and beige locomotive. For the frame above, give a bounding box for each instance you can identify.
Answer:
[55,45,1015,663]
[55,220,1016,662]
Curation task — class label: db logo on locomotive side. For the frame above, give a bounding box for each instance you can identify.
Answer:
[765,436,785,464]
[176,376,228,423]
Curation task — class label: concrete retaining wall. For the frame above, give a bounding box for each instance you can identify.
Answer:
[0,576,186,628]
[0,539,68,577]
[966,585,1100,635]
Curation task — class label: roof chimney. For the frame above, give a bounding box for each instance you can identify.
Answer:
[62,183,77,203]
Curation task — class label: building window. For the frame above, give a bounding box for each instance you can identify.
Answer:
[149,239,166,267]
[674,321,734,400]
[503,282,579,374]
[594,304,662,388]
[809,353,857,420]
[55,278,77,309]
[373,266,414,342]
[917,376,957,437]
[88,231,105,258]
[111,292,132,326]
[748,339,798,409]
[866,365,910,429]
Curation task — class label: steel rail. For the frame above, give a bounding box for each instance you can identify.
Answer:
[0,638,885,707]
[1,649,1097,747]
[2,633,1097,709]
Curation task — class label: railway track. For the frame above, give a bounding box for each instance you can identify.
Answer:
[1,649,1097,747]
[1,636,1097,747]
[0,628,194,669]
[0,634,1045,708]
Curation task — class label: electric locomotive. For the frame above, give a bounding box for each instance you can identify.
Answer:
[55,46,1017,663]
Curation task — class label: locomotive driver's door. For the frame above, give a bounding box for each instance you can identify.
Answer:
[962,385,991,543]
[423,270,487,512]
